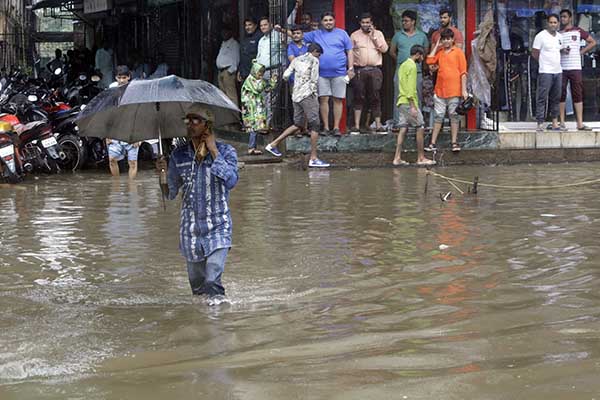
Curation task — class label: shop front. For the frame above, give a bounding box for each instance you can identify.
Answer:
[237,0,479,131]
[493,0,600,130]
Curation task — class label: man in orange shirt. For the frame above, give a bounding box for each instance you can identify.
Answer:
[350,12,389,134]
[425,29,468,153]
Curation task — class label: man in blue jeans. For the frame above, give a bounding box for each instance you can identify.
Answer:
[532,14,563,132]
[156,104,238,305]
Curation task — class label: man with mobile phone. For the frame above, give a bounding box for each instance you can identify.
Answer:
[349,12,388,134]
[558,9,596,131]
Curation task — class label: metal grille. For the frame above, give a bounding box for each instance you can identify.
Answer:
[268,0,291,131]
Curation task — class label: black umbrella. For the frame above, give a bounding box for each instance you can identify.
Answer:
[76,75,240,146]
[76,75,240,209]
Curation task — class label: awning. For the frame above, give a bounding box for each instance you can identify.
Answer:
[31,0,78,10]
[31,31,76,42]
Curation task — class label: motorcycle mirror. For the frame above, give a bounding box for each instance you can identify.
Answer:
[27,95,38,102]
[91,75,101,82]
[79,74,87,81]
[54,68,62,75]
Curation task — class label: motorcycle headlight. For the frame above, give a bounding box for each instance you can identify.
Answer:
[27,95,38,102]
[74,125,79,131]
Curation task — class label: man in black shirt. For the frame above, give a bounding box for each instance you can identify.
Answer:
[238,18,262,83]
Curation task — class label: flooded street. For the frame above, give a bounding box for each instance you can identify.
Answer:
[1,163,600,399]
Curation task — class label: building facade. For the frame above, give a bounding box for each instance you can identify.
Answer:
[28,0,600,130]
[1,0,33,70]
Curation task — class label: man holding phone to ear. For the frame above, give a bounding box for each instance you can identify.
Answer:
[156,104,238,305]
[349,12,388,134]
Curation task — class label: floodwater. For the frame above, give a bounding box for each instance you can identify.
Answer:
[1,163,600,399]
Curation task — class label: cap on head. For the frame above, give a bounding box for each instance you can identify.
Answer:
[186,104,214,121]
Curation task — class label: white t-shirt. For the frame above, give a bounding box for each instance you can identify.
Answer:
[533,30,562,74]
[559,27,590,70]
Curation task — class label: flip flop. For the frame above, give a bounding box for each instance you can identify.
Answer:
[416,159,436,166]
[392,160,409,166]
[248,149,263,155]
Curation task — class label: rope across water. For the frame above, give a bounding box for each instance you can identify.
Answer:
[427,170,600,190]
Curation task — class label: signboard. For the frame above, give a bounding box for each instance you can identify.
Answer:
[84,0,111,14]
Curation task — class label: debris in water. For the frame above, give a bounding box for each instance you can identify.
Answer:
[440,191,452,202]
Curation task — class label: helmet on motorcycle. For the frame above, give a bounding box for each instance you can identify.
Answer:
[0,121,14,133]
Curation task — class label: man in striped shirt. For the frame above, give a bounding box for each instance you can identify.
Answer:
[156,104,238,303]
[559,9,597,131]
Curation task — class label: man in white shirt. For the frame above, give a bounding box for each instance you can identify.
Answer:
[532,14,563,133]
[216,27,240,106]
[256,17,285,128]
[558,9,596,131]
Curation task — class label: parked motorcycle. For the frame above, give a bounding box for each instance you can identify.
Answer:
[0,111,65,174]
[0,121,24,183]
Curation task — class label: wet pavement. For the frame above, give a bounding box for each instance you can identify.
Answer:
[1,163,600,399]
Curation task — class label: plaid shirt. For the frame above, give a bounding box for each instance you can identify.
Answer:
[167,141,238,262]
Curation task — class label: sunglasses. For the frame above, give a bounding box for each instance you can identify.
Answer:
[182,117,207,125]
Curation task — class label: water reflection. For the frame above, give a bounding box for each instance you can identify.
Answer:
[1,165,600,398]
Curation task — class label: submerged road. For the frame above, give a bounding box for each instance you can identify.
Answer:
[1,163,600,399]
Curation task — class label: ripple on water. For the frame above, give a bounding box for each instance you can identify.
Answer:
[1,166,600,398]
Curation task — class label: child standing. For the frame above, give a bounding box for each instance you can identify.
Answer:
[393,45,435,166]
[264,43,330,168]
[241,61,277,155]
[425,29,468,153]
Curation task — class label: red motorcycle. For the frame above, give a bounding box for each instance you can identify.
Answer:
[0,112,64,173]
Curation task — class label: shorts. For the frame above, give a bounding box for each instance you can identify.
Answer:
[293,95,320,132]
[433,95,461,123]
[317,76,347,99]
[108,140,139,161]
[560,69,583,103]
[397,104,425,128]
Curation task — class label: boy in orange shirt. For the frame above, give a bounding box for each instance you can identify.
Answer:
[425,29,468,152]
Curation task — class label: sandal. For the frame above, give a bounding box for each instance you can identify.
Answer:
[248,149,263,155]
[416,159,436,166]
[392,160,409,166]
[451,142,461,152]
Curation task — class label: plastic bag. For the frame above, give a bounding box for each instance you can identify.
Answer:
[469,37,492,107]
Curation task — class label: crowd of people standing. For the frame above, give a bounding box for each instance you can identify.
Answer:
[215,8,470,167]
[212,5,598,168]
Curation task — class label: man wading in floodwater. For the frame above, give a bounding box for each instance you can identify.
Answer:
[156,104,238,305]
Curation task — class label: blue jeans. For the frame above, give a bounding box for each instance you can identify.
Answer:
[248,131,257,150]
[536,73,562,123]
[186,248,228,296]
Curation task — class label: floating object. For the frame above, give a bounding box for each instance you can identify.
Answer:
[440,191,453,202]
[439,244,449,250]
